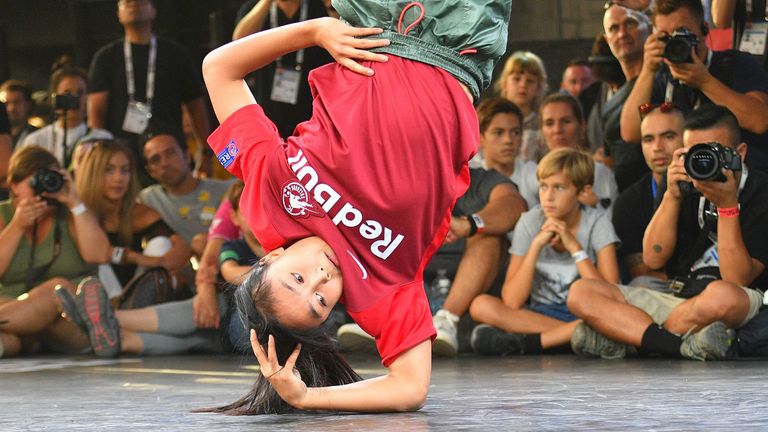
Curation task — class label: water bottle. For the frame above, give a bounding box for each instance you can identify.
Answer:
[429,269,451,314]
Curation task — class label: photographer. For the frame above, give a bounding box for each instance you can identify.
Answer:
[619,0,768,173]
[0,146,110,357]
[568,105,768,361]
[19,66,112,168]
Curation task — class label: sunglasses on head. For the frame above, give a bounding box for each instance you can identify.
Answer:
[638,102,676,119]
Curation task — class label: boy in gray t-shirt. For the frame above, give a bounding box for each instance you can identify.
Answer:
[470,148,620,356]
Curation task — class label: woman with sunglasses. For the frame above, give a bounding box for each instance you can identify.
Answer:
[0,146,110,357]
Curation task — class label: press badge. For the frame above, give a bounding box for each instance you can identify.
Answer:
[739,22,768,56]
[122,101,152,134]
[270,68,301,105]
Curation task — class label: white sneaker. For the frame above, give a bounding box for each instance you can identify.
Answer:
[336,323,377,354]
[432,309,459,357]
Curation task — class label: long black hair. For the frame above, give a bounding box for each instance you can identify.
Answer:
[199,262,362,415]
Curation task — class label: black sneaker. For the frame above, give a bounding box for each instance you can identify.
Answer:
[75,277,121,357]
[470,324,525,356]
[55,285,87,332]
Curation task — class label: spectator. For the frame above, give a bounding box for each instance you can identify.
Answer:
[0,80,38,148]
[19,66,113,168]
[57,180,258,356]
[468,148,620,356]
[87,0,212,184]
[601,4,653,192]
[232,0,333,139]
[612,103,684,289]
[539,93,619,212]
[584,34,626,159]
[74,139,192,298]
[138,125,231,255]
[477,97,539,209]
[496,51,549,163]
[560,59,596,98]
[569,105,768,361]
[0,146,110,357]
[0,103,10,196]
[620,0,768,173]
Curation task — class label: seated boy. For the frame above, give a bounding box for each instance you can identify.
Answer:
[468,148,620,355]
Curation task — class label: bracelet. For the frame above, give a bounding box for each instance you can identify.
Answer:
[571,250,589,263]
[70,202,87,216]
[111,247,125,265]
[465,215,478,236]
[717,206,740,218]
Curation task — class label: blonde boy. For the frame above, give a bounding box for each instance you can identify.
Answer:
[469,148,620,355]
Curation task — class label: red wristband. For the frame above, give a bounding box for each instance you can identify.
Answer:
[717,206,740,218]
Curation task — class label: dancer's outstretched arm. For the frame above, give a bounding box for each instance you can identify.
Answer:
[253,332,432,412]
[203,17,389,124]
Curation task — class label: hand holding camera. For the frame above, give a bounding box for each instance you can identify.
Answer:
[10,196,49,231]
[669,143,741,207]
[656,28,711,88]
[29,168,79,208]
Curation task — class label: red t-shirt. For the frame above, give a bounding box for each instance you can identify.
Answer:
[208,56,478,366]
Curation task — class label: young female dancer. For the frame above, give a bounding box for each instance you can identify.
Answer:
[202,0,510,413]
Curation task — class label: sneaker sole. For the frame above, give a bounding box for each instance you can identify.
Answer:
[432,334,458,357]
[79,278,120,358]
[337,332,378,354]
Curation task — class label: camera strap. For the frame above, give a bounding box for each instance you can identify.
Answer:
[25,209,63,289]
[664,51,713,106]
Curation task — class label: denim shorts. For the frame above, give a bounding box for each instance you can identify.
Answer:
[528,302,578,323]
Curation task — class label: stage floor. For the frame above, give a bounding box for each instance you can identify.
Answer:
[2,353,767,431]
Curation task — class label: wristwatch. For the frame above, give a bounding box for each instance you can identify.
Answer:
[467,213,485,236]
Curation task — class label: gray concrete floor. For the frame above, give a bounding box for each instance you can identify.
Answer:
[2,353,768,431]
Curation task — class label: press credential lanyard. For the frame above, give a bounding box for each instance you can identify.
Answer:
[124,35,157,110]
[271,0,308,71]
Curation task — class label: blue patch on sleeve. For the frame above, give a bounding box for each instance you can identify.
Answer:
[217,140,239,169]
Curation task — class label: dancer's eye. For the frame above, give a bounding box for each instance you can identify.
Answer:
[316,292,327,307]
[292,272,304,283]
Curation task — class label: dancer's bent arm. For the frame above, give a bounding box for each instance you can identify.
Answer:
[253,332,432,412]
[203,17,389,124]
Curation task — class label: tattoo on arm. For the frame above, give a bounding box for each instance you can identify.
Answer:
[653,244,662,253]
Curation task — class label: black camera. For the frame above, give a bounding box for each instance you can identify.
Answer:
[52,93,81,111]
[684,142,742,182]
[30,168,64,195]
[661,28,698,63]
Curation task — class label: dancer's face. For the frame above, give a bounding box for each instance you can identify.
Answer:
[262,236,343,329]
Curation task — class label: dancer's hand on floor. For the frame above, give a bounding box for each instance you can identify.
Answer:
[314,17,390,76]
[251,331,308,407]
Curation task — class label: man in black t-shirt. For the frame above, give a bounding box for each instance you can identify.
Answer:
[620,0,768,172]
[232,0,333,139]
[88,0,211,184]
[570,105,768,361]
[612,103,684,288]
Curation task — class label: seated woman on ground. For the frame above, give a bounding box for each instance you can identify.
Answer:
[199,0,511,414]
[0,146,110,357]
[468,148,620,356]
[74,139,191,298]
[58,180,260,356]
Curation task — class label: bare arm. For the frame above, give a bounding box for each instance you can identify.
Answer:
[477,184,526,235]
[220,260,253,283]
[621,32,667,143]
[0,198,45,277]
[182,98,213,175]
[625,252,668,280]
[594,244,620,284]
[232,0,274,40]
[122,234,192,273]
[87,91,109,129]
[256,333,432,412]
[711,0,736,28]
[203,17,389,124]
[643,148,686,270]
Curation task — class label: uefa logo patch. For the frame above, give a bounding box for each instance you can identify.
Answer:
[217,140,239,169]
[281,181,323,218]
